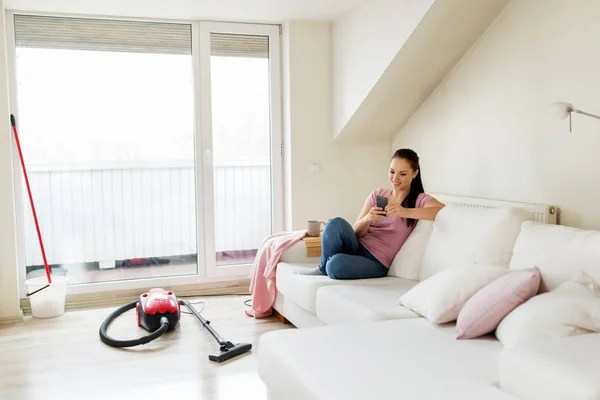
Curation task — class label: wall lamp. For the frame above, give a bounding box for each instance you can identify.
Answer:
[548,102,600,132]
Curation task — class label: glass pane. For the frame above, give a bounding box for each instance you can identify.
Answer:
[210,33,272,266]
[15,23,198,285]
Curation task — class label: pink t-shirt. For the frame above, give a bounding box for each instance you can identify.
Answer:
[359,189,432,268]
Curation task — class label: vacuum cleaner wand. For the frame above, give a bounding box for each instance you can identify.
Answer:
[179,299,252,363]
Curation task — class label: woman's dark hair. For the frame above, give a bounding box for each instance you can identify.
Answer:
[392,148,424,228]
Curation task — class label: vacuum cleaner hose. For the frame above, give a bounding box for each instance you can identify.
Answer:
[99,300,170,348]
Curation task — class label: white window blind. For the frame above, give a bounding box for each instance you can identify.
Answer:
[210,33,269,59]
[13,14,192,55]
[13,14,270,58]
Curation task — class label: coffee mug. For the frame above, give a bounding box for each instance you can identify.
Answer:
[307,220,325,237]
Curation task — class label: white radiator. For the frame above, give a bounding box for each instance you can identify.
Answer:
[430,193,558,225]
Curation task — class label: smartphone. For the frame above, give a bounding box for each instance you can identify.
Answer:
[376,195,388,211]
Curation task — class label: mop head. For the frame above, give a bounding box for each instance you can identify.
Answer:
[209,341,252,363]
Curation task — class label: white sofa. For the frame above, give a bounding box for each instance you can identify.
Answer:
[272,213,437,328]
[257,205,600,400]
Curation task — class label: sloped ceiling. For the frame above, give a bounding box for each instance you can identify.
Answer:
[334,0,512,144]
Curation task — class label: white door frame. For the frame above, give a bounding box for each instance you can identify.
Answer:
[5,11,28,300]
[6,11,283,296]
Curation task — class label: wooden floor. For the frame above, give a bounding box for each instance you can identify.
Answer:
[0,295,293,400]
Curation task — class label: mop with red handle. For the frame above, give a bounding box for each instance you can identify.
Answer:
[10,114,53,295]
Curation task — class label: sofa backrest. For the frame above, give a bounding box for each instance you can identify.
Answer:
[509,221,600,292]
[418,205,535,281]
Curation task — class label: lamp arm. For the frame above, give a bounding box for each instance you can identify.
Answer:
[572,108,600,120]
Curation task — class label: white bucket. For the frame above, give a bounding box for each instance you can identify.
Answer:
[26,276,67,318]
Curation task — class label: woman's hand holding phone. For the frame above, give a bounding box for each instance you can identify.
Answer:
[367,206,387,222]
[368,195,388,222]
[354,195,387,236]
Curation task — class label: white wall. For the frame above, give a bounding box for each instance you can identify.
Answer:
[393,0,600,230]
[332,0,434,138]
[283,20,391,230]
[0,1,21,320]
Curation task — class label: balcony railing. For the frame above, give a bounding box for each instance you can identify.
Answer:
[21,160,272,267]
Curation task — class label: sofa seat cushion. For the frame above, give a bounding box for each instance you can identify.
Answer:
[258,319,519,400]
[499,334,600,400]
[316,280,419,325]
[276,262,404,314]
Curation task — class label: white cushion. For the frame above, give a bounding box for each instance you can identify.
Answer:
[258,319,518,400]
[316,280,419,325]
[420,206,534,281]
[509,221,600,292]
[281,296,325,328]
[499,334,600,400]
[495,273,600,348]
[276,262,402,313]
[273,263,318,318]
[388,220,433,280]
[398,264,508,323]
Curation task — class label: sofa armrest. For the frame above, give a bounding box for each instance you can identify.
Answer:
[498,334,600,400]
[279,240,320,264]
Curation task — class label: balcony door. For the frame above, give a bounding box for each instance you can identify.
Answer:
[198,22,283,278]
[7,13,282,296]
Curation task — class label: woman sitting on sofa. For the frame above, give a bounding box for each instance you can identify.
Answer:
[301,148,445,280]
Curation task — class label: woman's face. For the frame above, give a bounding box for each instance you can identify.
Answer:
[389,157,418,192]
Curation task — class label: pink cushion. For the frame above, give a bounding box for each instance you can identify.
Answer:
[456,267,541,339]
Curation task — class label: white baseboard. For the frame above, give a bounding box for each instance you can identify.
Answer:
[0,310,24,325]
[19,280,250,315]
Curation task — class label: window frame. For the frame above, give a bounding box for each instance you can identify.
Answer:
[5,11,284,296]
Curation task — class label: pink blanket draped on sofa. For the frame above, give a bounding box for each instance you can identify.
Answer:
[245,230,307,318]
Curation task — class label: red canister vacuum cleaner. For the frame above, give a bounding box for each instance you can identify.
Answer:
[99,289,252,363]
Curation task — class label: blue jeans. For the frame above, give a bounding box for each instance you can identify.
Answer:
[318,217,388,280]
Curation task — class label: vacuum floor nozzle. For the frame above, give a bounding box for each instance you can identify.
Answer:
[209,341,253,363]
[178,299,252,362]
